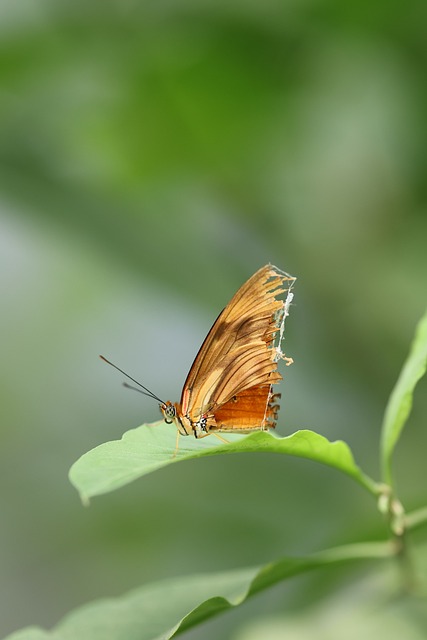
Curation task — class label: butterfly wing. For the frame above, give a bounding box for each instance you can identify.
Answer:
[180,264,295,429]
[210,386,281,432]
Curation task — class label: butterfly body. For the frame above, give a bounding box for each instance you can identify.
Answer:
[159,264,295,441]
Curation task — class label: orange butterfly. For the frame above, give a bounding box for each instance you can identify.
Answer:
[101,264,295,452]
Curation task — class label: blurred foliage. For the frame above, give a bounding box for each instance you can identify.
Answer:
[0,0,426,638]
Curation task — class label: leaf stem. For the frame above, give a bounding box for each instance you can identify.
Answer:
[378,489,420,594]
[405,505,427,531]
[354,471,382,497]
[397,534,417,594]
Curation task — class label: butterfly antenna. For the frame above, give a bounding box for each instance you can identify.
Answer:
[122,382,157,397]
[99,355,165,404]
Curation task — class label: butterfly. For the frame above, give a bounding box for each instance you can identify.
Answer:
[101,264,295,453]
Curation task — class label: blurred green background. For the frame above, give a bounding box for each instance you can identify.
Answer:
[1,1,426,638]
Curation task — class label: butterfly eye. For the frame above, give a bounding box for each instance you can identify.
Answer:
[161,402,176,424]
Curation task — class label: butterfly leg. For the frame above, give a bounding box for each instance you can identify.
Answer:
[194,431,230,445]
[212,433,230,445]
[172,429,181,458]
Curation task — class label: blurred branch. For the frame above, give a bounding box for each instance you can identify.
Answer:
[405,505,427,532]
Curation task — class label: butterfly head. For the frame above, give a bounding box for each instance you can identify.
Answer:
[160,401,176,425]
[161,401,193,436]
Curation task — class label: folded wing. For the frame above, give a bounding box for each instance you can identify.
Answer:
[180,264,295,425]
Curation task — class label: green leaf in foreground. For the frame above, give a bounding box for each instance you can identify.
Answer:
[69,426,378,504]
[380,308,427,486]
[5,541,392,640]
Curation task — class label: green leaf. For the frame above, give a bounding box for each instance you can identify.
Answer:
[4,541,392,640]
[69,426,378,504]
[380,309,427,486]
[234,571,427,640]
